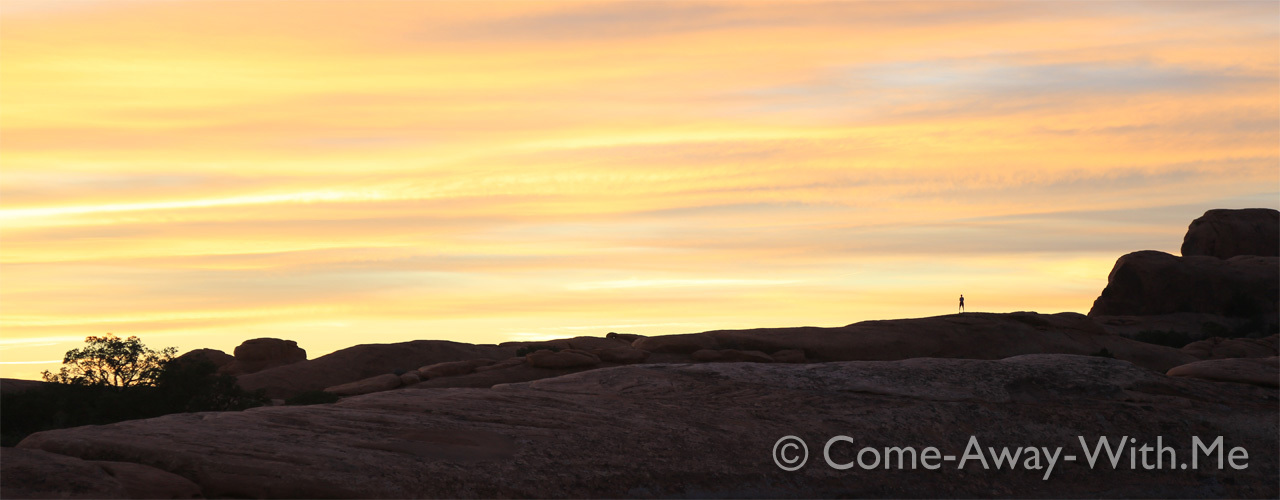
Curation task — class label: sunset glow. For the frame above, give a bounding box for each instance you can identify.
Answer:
[2,1,1277,379]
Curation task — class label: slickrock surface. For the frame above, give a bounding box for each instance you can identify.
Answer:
[18,355,1278,498]
[1167,356,1279,387]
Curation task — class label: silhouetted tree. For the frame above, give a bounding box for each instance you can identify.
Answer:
[41,334,176,387]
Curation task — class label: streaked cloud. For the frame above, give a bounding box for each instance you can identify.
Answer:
[1,1,1276,379]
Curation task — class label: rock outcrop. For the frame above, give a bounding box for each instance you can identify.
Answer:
[17,356,1278,498]
[1181,208,1279,259]
[225,338,306,376]
[324,373,402,396]
[642,312,1194,372]
[1087,251,1278,317]
[236,340,515,399]
[172,348,235,373]
[1167,356,1279,387]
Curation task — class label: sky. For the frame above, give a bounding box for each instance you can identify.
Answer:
[1,1,1277,380]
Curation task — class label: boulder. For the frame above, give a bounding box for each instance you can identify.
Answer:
[226,338,306,375]
[398,372,421,386]
[770,349,806,363]
[691,349,773,363]
[1181,208,1279,259]
[632,333,719,353]
[525,349,600,369]
[1087,251,1278,317]
[1181,335,1278,360]
[417,359,492,380]
[16,356,1278,498]
[172,348,235,373]
[592,347,650,364]
[236,340,515,399]
[323,373,401,396]
[1167,356,1279,387]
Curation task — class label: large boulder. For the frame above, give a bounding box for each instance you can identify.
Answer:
[16,356,1278,498]
[236,340,515,399]
[1087,251,1278,317]
[1,378,50,395]
[1167,356,1279,387]
[226,338,306,375]
[1181,208,1279,259]
[171,348,235,373]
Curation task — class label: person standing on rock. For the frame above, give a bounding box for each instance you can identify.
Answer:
[959,294,964,313]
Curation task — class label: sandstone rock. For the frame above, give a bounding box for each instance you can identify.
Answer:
[1182,335,1278,359]
[1,447,129,499]
[17,356,1278,498]
[631,332,719,353]
[323,373,401,396]
[236,340,515,399]
[525,349,600,369]
[770,349,806,363]
[474,357,525,372]
[416,360,491,380]
[1087,251,1278,317]
[691,349,772,363]
[1167,356,1279,387]
[172,348,235,373]
[684,312,1192,372]
[226,338,306,375]
[1181,208,1279,259]
[93,460,202,499]
[502,336,631,353]
[592,347,650,364]
[398,372,421,386]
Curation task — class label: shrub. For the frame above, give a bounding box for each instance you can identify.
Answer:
[1091,347,1115,358]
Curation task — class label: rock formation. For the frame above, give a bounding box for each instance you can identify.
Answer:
[236,340,515,398]
[224,338,306,375]
[1091,208,1280,319]
[1088,251,1278,317]
[1181,208,1279,259]
[14,356,1278,498]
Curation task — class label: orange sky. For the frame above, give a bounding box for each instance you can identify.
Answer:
[2,1,1277,379]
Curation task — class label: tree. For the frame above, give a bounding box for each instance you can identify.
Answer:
[42,334,177,387]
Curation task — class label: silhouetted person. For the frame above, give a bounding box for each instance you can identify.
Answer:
[959,294,965,313]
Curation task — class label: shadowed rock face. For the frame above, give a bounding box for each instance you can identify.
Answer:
[17,356,1278,498]
[0,447,201,499]
[1088,251,1279,317]
[1181,208,1279,259]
